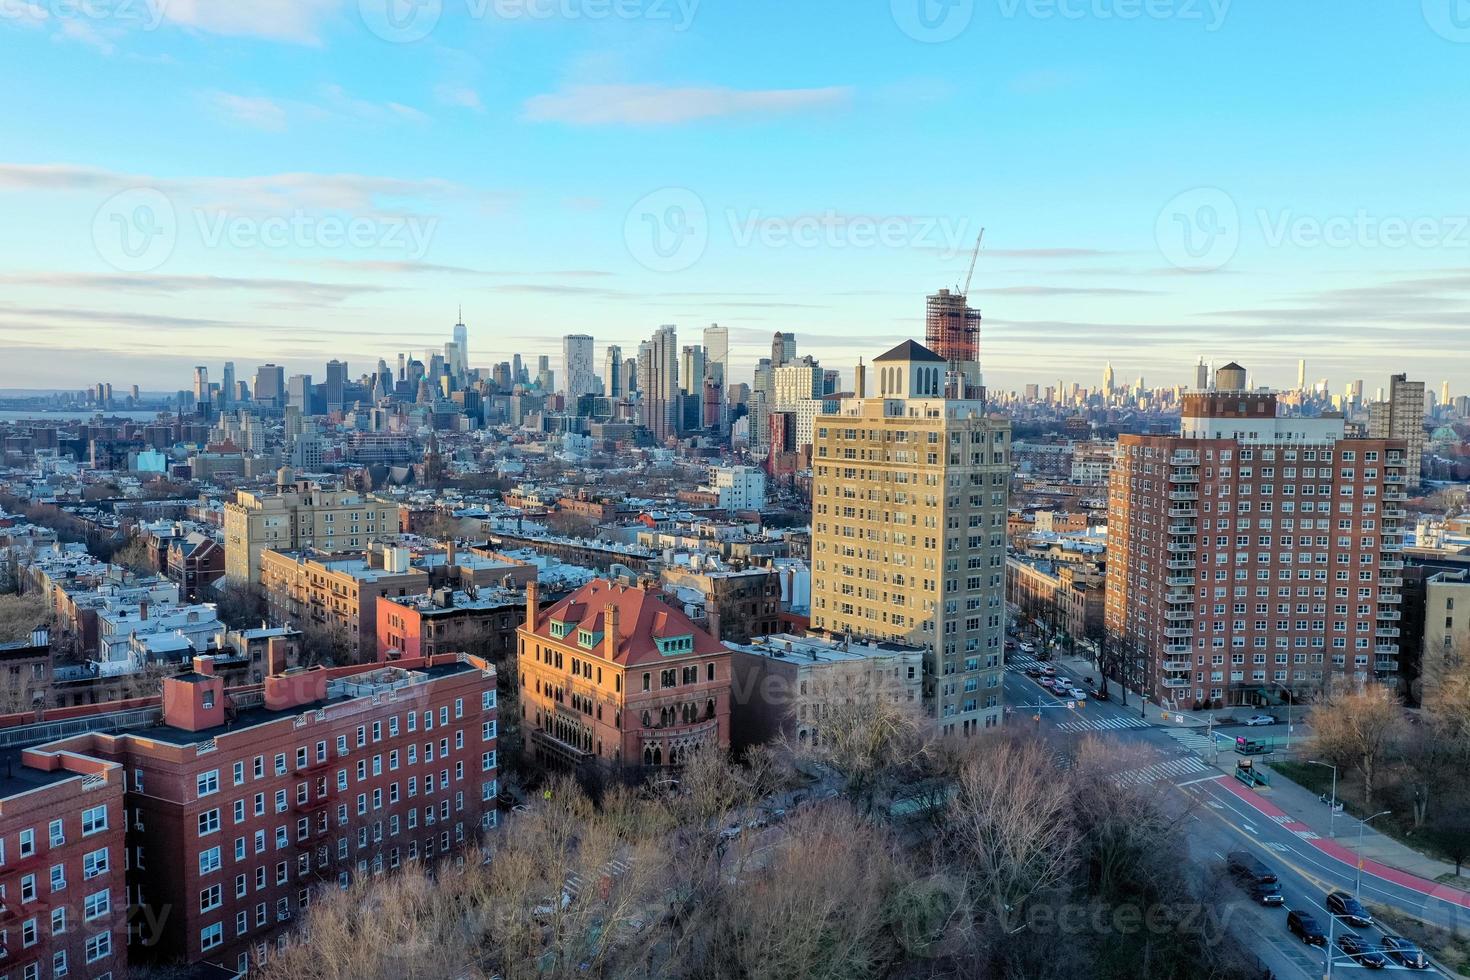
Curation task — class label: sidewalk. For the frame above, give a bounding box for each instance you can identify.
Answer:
[1049,650,1219,728]
[1261,766,1467,884]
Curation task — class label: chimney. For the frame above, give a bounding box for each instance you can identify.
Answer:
[705,593,721,640]
[267,636,287,677]
[138,600,149,622]
[446,537,456,569]
[604,602,619,660]
[854,357,866,399]
[525,581,539,631]
[193,655,215,675]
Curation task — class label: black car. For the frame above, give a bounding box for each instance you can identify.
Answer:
[1090,686,1110,701]
[1336,933,1387,969]
[1248,880,1284,906]
[1326,890,1373,927]
[1227,851,1278,885]
[1286,910,1326,946]
[1380,936,1431,969]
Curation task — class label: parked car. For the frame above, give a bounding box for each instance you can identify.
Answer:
[1243,714,1277,726]
[1068,688,1088,701]
[1248,880,1284,906]
[1287,910,1327,946]
[1380,936,1431,969]
[1090,687,1110,701]
[1326,891,1373,927]
[1336,933,1388,969]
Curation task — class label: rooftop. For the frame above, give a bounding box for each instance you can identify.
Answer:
[727,632,925,664]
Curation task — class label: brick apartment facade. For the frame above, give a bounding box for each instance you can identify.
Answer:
[13,644,498,975]
[0,746,126,980]
[378,588,524,662]
[518,580,731,770]
[1105,372,1409,707]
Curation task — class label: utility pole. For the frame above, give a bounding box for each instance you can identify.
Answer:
[1356,810,1392,896]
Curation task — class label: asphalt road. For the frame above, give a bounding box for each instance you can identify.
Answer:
[1003,660,1464,977]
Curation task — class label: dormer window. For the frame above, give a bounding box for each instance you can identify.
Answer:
[576,629,603,649]
[548,620,574,640]
[655,635,695,655]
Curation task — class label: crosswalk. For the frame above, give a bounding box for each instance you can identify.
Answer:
[1004,655,1046,673]
[565,857,633,899]
[1054,715,1152,733]
[1161,727,1227,755]
[1109,755,1210,788]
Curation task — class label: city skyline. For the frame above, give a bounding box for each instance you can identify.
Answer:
[3,4,1468,390]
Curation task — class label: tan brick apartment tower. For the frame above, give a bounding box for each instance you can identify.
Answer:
[810,340,1010,737]
[1105,363,1409,708]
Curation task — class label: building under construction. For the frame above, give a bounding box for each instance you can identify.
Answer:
[925,288,981,363]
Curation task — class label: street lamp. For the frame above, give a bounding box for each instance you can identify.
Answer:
[1308,760,1339,838]
[1356,810,1392,897]
[1273,682,1294,750]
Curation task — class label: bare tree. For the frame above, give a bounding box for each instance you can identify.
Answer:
[1308,684,1405,807]
[0,593,49,644]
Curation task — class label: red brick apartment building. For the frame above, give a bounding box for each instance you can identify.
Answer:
[1105,366,1409,707]
[0,747,126,980]
[4,642,498,976]
[519,580,731,770]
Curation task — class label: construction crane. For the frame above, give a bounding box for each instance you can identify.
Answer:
[959,228,985,297]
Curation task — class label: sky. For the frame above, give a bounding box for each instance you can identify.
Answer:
[2,0,1468,396]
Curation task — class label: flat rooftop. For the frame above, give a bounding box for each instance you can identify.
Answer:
[727,633,925,664]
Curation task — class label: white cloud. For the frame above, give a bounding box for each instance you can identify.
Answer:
[206,92,289,131]
[523,83,853,126]
[434,84,483,110]
[154,0,343,44]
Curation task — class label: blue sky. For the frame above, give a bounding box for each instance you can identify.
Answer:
[2,0,1468,395]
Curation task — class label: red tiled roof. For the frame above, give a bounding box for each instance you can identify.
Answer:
[534,579,725,666]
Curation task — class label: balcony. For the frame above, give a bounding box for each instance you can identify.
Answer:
[1162,660,1193,672]
[1167,542,1196,553]
[1162,678,1192,690]
[1164,609,1194,621]
[1170,452,1200,465]
[1167,507,1198,518]
[1166,559,1196,570]
[1381,540,1404,553]
[1383,509,1407,520]
[1169,472,1200,483]
[1166,576,1195,587]
[1380,576,1404,588]
[1377,609,1401,621]
[1384,472,1406,484]
[1376,628,1400,638]
[1375,660,1399,672]
[1379,560,1404,570]
[1168,524,1198,535]
[1378,592,1403,604]
[1164,644,1191,655]
[1374,644,1399,655]
[1164,627,1193,639]
[1168,490,1199,502]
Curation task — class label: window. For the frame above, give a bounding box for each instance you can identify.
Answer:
[84,889,110,922]
[51,906,66,935]
[198,808,221,836]
[82,848,109,880]
[49,818,65,847]
[82,804,108,836]
[86,931,111,963]
[199,846,221,875]
[20,827,35,857]
[50,863,66,892]
[54,949,69,977]
[197,769,220,797]
[234,761,246,785]
[201,922,224,951]
[200,883,223,912]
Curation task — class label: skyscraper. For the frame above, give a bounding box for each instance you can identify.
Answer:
[1297,358,1307,393]
[325,359,347,413]
[562,334,596,401]
[287,373,313,414]
[604,344,623,398]
[1103,361,1115,396]
[770,331,796,369]
[1194,358,1209,391]
[254,363,285,409]
[639,325,679,440]
[680,344,706,395]
[221,361,235,407]
[704,323,729,384]
[924,288,980,363]
[192,365,209,405]
[453,310,468,375]
[810,339,1011,737]
[1105,363,1409,706]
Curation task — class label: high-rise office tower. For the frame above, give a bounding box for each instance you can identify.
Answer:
[1442,380,1451,408]
[1368,373,1426,486]
[287,374,313,414]
[924,289,980,363]
[562,334,597,402]
[453,311,468,375]
[221,361,235,407]
[1297,358,1307,393]
[622,357,637,395]
[770,331,796,369]
[1104,361,1116,396]
[704,323,729,385]
[810,339,1011,738]
[254,364,285,409]
[1105,362,1410,707]
[604,344,623,398]
[512,353,524,386]
[680,345,706,395]
[192,366,209,405]
[325,359,347,413]
[639,325,679,440]
[1194,358,1209,391]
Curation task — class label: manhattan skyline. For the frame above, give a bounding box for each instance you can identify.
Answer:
[2,1,1467,391]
